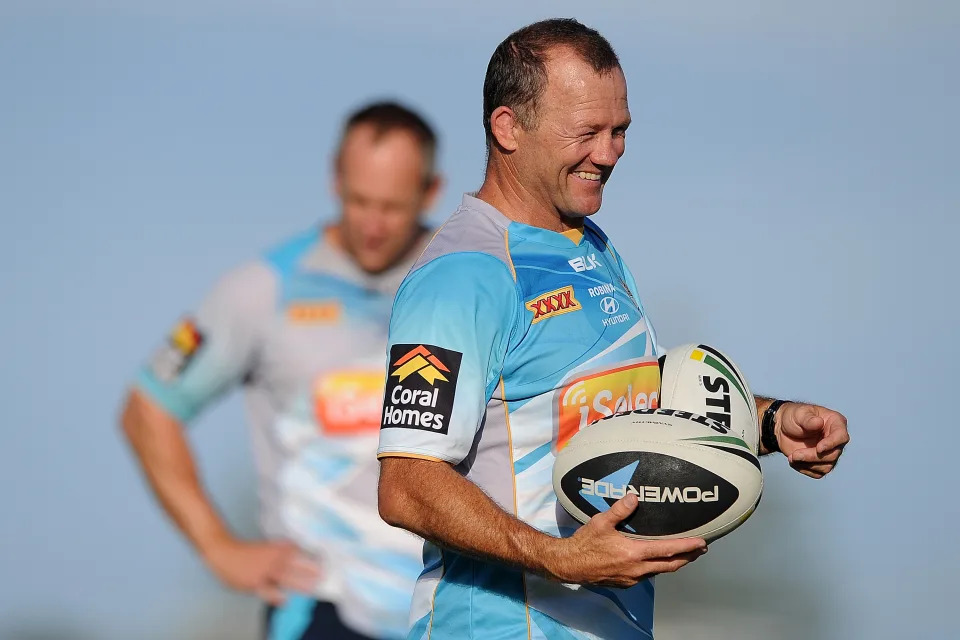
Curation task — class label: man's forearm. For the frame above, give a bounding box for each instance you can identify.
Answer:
[120,389,231,556]
[379,457,569,581]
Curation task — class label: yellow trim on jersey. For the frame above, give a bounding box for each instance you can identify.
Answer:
[376,452,448,463]
[500,377,532,639]
[501,378,519,518]
[503,228,518,282]
[415,223,446,265]
[426,549,446,640]
[560,226,584,245]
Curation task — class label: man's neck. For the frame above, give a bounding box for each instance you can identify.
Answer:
[475,161,582,234]
[326,223,429,276]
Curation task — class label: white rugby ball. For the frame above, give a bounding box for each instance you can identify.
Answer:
[553,408,762,542]
[659,344,759,454]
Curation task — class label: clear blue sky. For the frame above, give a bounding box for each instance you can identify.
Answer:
[1,1,957,638]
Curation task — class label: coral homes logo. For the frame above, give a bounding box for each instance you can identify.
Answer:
[391,344,450,385]
[526,286,582,324]
[382,344,462,434]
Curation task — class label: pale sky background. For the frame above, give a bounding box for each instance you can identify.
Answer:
[1,1,958,639]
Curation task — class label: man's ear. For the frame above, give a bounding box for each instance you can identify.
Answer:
[331,153,343,200]
[489,106,520,152]
[421,174,443,214]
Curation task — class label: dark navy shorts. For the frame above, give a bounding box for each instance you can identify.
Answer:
[264,596,376,640]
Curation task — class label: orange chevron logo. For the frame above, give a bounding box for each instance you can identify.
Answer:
[390,345,451,385]
[526,286,582,324]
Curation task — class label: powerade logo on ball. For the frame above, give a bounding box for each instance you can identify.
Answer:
[560,451,739,536]
[381,344,462,434]
[579,478,719,503]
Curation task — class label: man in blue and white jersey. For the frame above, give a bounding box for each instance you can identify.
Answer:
[120,102,442,640]
[377,20,851,639]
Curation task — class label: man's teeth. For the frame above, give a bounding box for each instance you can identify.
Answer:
[574,171,601,181]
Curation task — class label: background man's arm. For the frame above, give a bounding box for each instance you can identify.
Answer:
[121,388,231,556]
[120,389,318,603]
[119,262,318,602]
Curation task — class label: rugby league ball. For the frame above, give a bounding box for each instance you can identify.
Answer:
[659,344,760,454]
[553,408,762,542]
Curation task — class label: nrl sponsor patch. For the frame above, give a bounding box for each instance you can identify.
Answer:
[151,318,205,382]
[381,344,462,434]
[526,285,582,324]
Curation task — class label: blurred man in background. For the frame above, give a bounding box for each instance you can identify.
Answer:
[377,19,849,639]
[120,102,441,640]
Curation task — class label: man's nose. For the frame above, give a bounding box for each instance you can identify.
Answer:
[591,133,622,168]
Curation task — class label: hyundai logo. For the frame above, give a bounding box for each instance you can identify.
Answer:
[600,297,620,315]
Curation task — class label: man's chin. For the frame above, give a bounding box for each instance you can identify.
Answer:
[563,198,603,219]
[356,257,390,274]
[354,248,405,274]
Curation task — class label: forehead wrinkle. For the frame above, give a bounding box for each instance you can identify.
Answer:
[539,62,628,127]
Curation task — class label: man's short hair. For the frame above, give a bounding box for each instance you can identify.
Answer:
[338,101,438,181]
[482,19,621,143]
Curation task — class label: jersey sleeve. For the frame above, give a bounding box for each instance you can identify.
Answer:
[377,253,520,464]
[134,261,276,423]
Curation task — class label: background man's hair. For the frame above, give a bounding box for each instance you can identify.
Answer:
[483,18,620,144]
[339,101,438,180]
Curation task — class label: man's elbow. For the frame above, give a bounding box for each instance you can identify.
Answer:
[378,458,413,529]
[119,391,140,441]
[119,388,174,446]
[378,492,404,529]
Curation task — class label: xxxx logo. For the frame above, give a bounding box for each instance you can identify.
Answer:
[288,300,341,324]
[390,345,451,385]
[526,286,582,324]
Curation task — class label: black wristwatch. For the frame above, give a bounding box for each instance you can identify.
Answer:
[761,400,790,454]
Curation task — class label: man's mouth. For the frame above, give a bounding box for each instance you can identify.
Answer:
[573,171,602,182]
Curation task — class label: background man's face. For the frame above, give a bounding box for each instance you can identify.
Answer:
[514,48,630,220]
[335,124,437,273]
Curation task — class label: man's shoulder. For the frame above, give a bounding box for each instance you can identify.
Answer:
[413,199,514,275]
[202,230,317,309]
[262,227,322,276]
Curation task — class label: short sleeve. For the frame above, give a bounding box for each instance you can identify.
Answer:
[377,253,520,464]
[134,261,276,422]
